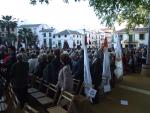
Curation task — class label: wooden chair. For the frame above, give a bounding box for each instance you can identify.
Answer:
[6,83,21,113]
[27,76,41,94]
[0,77,7,112]
[0,96,7,112]
[36,83,57,107]
[73,79,80,94]
[23,104,39,113]
[47,91,74,113]
[30,77,46,99]
[33,76,43,90]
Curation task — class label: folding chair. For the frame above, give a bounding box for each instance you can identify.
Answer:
[36,83,57,107]
[28,76,42,94]
[0,76,7,112]
[23,104,39,113]
[0,96,7,112]
[72,79,80,94]
[47,91,74,113]
[29,77,46,99]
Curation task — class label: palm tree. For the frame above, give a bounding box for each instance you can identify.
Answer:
[0,15,17,45]
[18,28,36,48]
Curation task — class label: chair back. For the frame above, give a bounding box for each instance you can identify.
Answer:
[57,91,74,112]
[23,104,39,113]
[73,79,80,94]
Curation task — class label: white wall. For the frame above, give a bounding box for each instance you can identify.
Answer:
[119,32,149,48]
[53,34,82,49]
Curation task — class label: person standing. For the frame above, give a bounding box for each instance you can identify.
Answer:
[51,49,62,84]
[9,53,29,108]
[56,53,73,91]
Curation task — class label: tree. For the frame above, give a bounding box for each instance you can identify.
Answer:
[0,15,17,45]
[89,0,150,29]
[18,28,36,48]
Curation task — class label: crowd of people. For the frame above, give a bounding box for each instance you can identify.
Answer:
[87,46,147,103]
[0,44,148,109]
[0,45,83,108]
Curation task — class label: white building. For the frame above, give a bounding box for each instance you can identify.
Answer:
[82,29,112,48]
[116,28,149,48]
[18,24,49,47]
[99,28,112,48]
[53,30,83,48]
[39,27,57,48]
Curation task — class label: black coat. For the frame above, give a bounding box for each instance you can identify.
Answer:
[43,62,53,83]
[91,58,102,86]
[74,56,84,81]
[51,57,62,84]
[10,61,29,88]
[35,61,47,78]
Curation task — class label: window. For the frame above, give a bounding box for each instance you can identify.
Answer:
[53,41,55,45]
[49,33,51,37]
[43,39,47,45]
[64,35,67,37]
[73,35,75,37]
[129,34,133,42]
[77,40,79,44]
[139,34,145,40]
[58,35,61,38]
[43,33,46,37]
[53,35,55,38]
[58,40,61,48]
[49,39,52,48]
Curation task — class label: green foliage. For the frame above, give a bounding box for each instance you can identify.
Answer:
[0,15,17,45]
[89,0,150,29]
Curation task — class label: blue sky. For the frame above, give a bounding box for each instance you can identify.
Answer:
[0,0,124,31]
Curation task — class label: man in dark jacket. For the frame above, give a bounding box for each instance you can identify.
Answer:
[9,53,29,108]
[91,51,103,104]
[51,49,62,84]
[73,49,84,94]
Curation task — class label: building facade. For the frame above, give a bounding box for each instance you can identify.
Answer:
[116,28,149,48]
[18,24,50,47]
[53,30,83,49]
[39,28,57,48]
[83,28,112,48]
